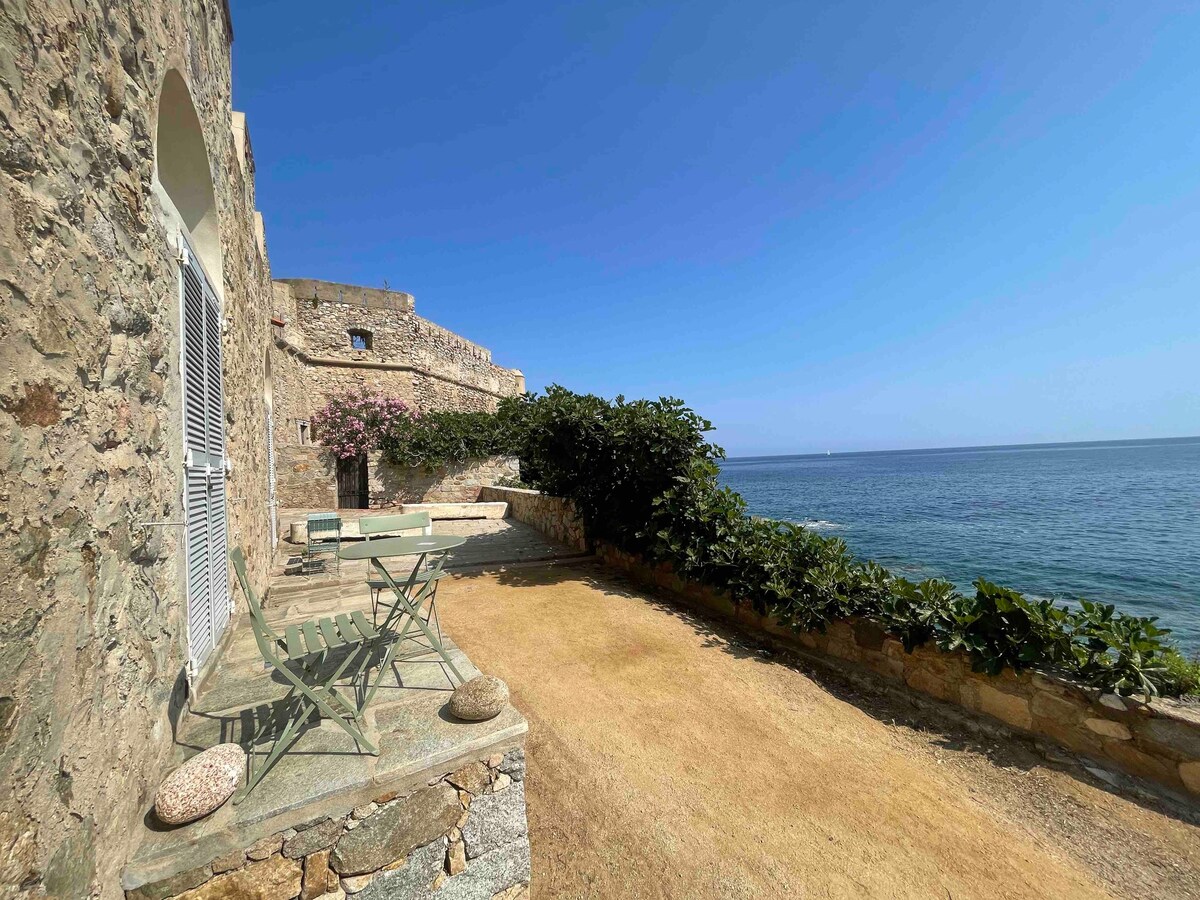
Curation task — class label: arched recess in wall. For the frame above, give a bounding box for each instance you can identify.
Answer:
[155,69,223,292]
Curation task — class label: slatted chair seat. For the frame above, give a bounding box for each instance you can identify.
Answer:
[276,612,379,662]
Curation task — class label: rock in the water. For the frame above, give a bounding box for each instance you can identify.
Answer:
[154,743,244,825]
[449,676,509,721]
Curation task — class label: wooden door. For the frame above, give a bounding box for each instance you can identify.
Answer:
[336,454,369,509]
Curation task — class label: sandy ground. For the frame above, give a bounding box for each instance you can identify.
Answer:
[438,561,1200,900]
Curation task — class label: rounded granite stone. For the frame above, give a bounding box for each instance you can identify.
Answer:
[154,743,245,825]
[449,675,509,721]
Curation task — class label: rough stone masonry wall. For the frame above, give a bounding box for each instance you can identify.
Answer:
[267,280,525,514]
[274,446,339,512]
[370,456,519,507]
[483,489,1200,798]
[273,452,518,514]
[269,278,523,440]
[478,486,588,554]
[125,749,531,900]
[0,1,277,895]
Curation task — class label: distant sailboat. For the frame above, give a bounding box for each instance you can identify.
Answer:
[826,450,831,456]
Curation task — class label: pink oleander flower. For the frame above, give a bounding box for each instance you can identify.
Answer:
[312,387,416,459]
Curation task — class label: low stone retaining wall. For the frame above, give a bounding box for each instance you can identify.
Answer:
[489,487,1200,798]
[274,451,519,510]
[372,455,520,506]
[126,750,530,900]
[479,486,588,553]
[597,543,1200,798]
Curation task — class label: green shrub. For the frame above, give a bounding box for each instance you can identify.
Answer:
[501,386,1192,699]
[498,387,717,550]
[1154,648,1200,698]
[378,410,511,471]
[328,383,1194,699]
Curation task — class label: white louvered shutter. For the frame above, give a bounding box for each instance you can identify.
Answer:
[181,233,229,673]
[267,411,278,548]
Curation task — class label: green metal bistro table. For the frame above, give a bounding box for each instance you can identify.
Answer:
[339,535,466,694]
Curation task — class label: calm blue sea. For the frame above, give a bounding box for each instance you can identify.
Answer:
[719,438,1200,653]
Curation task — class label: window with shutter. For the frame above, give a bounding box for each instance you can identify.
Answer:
[180,232,230,673]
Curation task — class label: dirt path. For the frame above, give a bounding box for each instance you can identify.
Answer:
[439,562,1200,900]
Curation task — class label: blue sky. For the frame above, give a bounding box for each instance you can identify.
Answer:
[232,2,1200,456]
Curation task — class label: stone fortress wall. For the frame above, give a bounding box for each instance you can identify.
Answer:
[0,0,279,895]
[268,279,525,511]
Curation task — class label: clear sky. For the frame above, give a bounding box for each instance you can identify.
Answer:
[231,2,1200,457]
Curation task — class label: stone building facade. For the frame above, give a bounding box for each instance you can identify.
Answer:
[268,278,524,510]
[2,1,277,895]
[0,3,528,895]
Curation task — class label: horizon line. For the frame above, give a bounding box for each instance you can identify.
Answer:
[724,434,1200,462]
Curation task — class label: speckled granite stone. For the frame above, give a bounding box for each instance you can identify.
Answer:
[449,677,509,722]
[154,744,245,825]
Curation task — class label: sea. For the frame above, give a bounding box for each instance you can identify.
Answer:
[718,437,1200,654]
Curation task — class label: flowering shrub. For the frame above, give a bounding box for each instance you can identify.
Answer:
[501,386,1200,698]
[311,387,417,459]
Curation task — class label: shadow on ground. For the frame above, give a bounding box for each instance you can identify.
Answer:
[488,557,1200,830]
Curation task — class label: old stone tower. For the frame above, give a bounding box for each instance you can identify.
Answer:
[0,2,522,895]
[267,278,523,510]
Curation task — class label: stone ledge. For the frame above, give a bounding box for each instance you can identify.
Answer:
[401,502,508,521]
[287,502,510,542]
[126,750,531,900]
[122,635,526,895]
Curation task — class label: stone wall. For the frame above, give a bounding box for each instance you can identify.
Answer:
[267,279,525,476]
[275,446,338,512]
[478,487,589,553]
[0,1,278,895]
[275,453,519,512]
[125,749,531,900]
[371,456,520,507]
[599,544,1200,799]
[489,490,1200,798]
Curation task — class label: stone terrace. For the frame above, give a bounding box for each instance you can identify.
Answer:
[120,515,582,899]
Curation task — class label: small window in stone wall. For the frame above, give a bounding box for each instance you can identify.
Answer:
[349,328,373,351]
[298,420,311,445]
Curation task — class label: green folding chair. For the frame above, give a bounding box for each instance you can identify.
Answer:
[360,512,436,621]
[305,513,341,575]
[230,547,385,799]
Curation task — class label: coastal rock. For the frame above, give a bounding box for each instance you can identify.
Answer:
[154,744,244,825]
[449,676,509,721]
